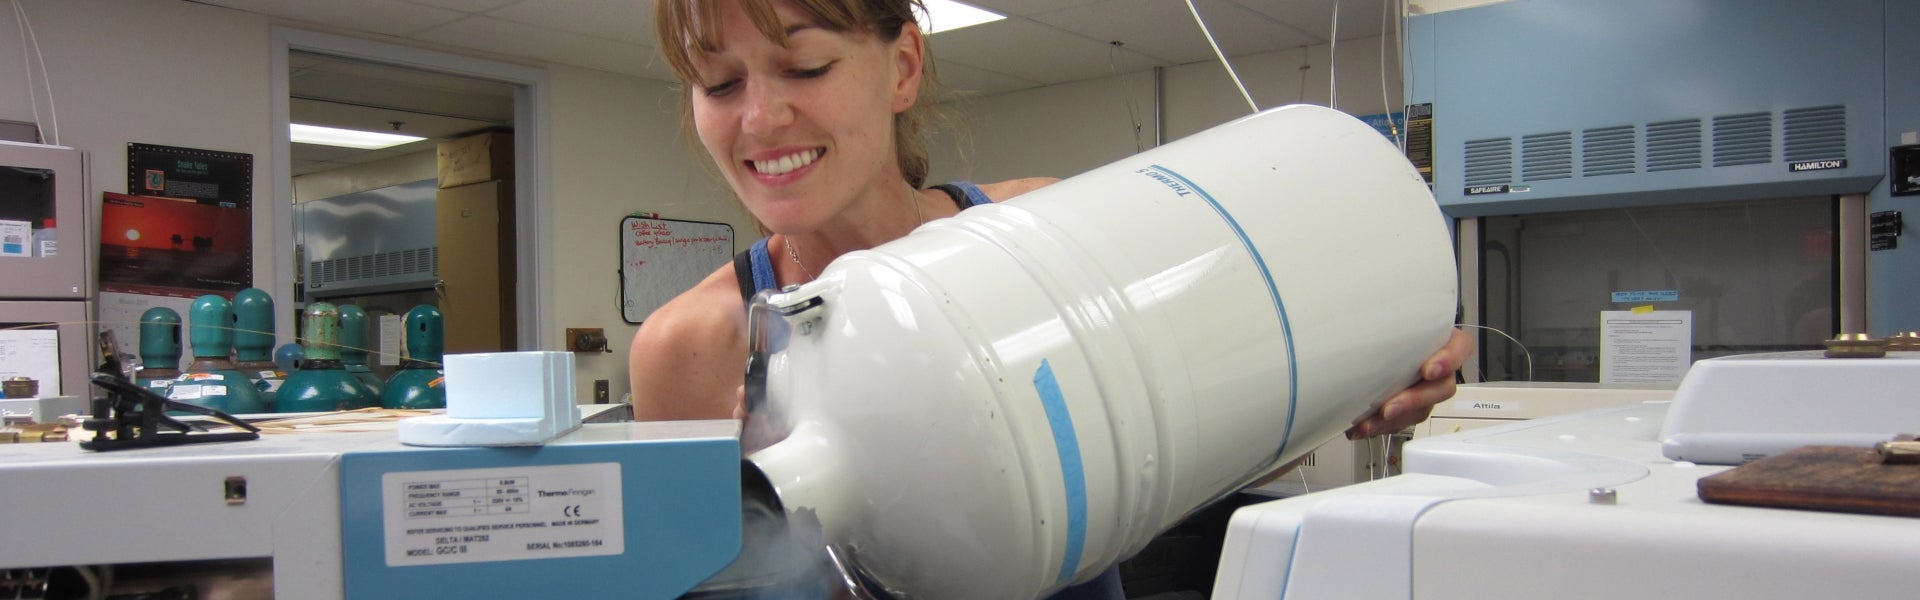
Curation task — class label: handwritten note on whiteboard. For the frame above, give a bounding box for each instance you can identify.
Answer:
[619,217,734,324]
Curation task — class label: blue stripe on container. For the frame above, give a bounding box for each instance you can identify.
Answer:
[1148,164,1301,456]
[1033,359,1087,585]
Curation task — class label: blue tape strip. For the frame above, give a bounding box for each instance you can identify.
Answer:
[1033,359,1087,585]
[1148,164,1301,455]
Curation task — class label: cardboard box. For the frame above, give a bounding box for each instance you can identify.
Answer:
[436,131,513,189]
[436,180,517,352]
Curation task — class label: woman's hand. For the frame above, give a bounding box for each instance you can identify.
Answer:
[1345,328,1475,439]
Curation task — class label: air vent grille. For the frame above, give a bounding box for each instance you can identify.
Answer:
[1581,125,1636,177]
[1783,105,1846,163]
[1712,112,1772,167]
[1521,132,1573,181]
[307,247,438,288]
[1463,137,1513,186]
[1644,119,1703,172]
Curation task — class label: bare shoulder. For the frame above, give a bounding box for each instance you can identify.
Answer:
[628,263,750,420]
[974,177,1061,202]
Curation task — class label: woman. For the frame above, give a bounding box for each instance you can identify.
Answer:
[632,0,1473,595]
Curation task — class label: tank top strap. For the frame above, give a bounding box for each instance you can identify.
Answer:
[733,237,778,303]
[930,181,993,210]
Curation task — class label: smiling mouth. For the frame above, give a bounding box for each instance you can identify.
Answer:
[750,148,823,176]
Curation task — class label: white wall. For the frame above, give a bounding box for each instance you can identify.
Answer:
[935,37,1405,183]
[547,64,748,402]
[0,0,277,302]
[0,0,743,405]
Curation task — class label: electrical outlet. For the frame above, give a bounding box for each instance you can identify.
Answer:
[594,379,610,404]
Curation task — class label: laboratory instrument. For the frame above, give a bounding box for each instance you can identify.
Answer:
[745,104,1457,598]
[1213,351,1920,598]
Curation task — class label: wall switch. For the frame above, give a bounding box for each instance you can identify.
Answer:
[566,328,610,353]
[593,379,610,404]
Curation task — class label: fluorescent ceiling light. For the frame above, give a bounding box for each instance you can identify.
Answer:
[916,0,1005,35]
[290,123,426,150]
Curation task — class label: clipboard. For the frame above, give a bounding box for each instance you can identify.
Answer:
[619,216,734,324]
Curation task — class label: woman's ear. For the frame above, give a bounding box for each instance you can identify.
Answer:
[891,23,926,113]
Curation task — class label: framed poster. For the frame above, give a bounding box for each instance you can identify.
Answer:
[127,142,252,208]
[99,192,251,295]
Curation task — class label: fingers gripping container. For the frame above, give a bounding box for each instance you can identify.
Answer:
[743,105,1459,599]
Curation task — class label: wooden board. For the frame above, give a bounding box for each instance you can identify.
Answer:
[1697,445,1920,518]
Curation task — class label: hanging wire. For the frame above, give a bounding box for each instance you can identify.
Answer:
[1328,0,1339,110]
[10,0,43,142]
[1182,0,1259,114]
[1108,41,1146,153]
[1396,0,1413,150]
[1455,323,1535,382]
[1379,0,1398,139]
[1296,46,1310,104]
[12,0,56,145]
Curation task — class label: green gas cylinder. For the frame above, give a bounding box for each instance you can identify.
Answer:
[337,304,384,396]
[277,302,381,412]
[232,288,287,404]
[134,307,182,396]
[169,295,269,414]
[382,305,446,409]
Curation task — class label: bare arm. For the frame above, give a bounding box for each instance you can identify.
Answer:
[628,266,752,421]
[975,177,1060,201]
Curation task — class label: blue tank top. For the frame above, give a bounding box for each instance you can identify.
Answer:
[733,182,993,302]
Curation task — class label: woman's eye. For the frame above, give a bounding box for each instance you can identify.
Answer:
[790,63,833,79]
[701,79,741,97]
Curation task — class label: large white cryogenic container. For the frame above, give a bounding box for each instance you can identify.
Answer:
[744,105,1457,598]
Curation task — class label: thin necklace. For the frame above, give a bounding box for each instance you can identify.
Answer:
[786,185,924,283]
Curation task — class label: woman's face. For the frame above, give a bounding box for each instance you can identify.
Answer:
[688,0,920,233]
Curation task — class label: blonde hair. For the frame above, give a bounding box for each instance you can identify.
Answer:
[654,0,941,188]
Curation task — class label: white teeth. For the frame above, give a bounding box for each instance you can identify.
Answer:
[753,149,819,175]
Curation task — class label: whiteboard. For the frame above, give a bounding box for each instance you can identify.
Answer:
[620,216,735,324]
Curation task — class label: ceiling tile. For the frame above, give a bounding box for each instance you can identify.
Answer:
[485,0,655,46]
[290,143,370,163]
[227,0,1377,103]
[930,59,1042,99]
[927,18,1164,85]
[401,0,522,12]
[964,0,1108,18]
[194,0,467,37]
[411,15,667,79]
[297,55,519,99]
[1029,0,1318,65]
[1230,0,1393,42]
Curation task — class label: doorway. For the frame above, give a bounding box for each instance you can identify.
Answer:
[270,28,550,361]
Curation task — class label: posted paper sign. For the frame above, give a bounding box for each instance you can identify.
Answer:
[0,220,28,257]
[1600,310,1692,384]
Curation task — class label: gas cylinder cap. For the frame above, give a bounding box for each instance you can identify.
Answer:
[768,286,827,336]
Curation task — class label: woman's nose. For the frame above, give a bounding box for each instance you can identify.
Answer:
[742,79,794,136]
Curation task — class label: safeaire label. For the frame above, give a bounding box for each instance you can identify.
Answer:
[380,462,624,567]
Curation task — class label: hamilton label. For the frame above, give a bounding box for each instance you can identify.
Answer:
[1788,159,1846,172]
[381,462,624,567]
[1465,184,1509,196]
